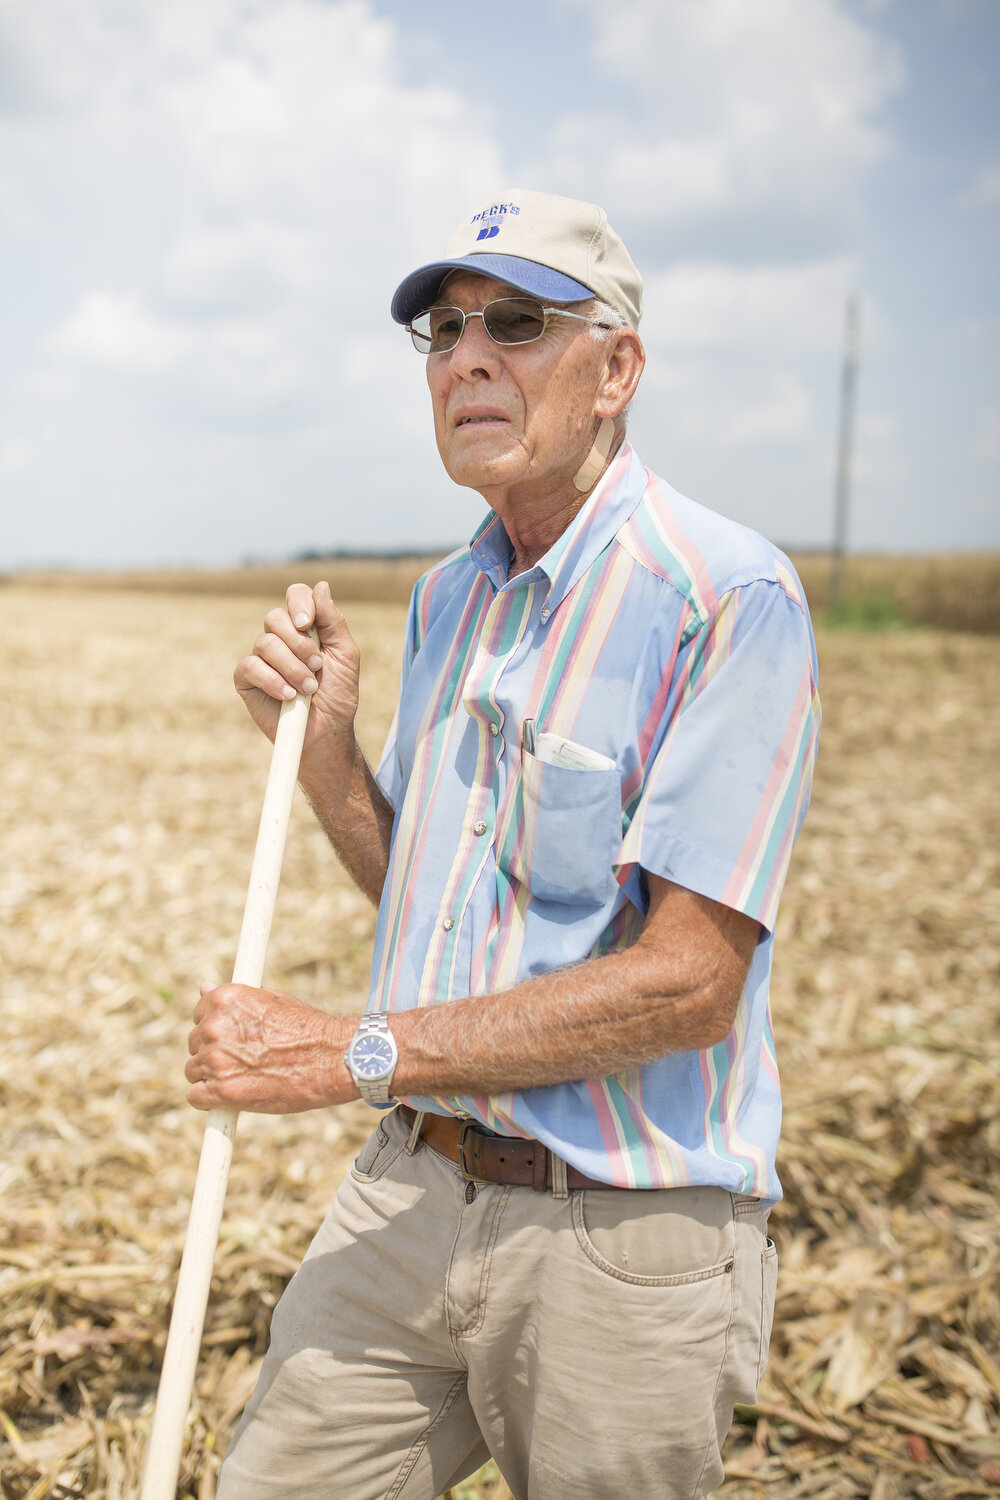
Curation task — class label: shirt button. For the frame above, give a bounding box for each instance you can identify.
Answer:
[473,821,488,836]
[442,916,455,931]
[489,722,499,737]
[540,604,552,621]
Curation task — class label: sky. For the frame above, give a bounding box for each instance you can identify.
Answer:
[1,0,997,569]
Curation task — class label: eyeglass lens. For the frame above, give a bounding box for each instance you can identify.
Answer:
[410,298,548,353]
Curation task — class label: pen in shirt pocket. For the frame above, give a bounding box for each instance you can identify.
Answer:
[521,718,536,755]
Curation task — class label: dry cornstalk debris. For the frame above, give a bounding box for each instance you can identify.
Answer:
[1,576,997,1499]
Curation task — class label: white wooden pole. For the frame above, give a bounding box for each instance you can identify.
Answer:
[140,687,314,1500]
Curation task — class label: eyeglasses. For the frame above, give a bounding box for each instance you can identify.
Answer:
[406,297,612,355]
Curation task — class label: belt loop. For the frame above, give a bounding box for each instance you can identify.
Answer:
[550,1151,569,1199]
[404,1109,427,1155]
[532,1144,548,1192]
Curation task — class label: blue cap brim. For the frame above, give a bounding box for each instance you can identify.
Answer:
[391,254,595,325]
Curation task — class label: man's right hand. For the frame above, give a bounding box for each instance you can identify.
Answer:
[236,580,394,905]
[234,580,361,756]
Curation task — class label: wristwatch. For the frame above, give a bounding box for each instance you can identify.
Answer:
[345,1013,398,1108]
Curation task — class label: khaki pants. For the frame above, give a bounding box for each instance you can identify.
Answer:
[217,1108,776,1500]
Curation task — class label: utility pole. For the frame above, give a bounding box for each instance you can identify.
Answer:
[830,294,860,606]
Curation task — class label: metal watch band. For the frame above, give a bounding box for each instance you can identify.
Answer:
[347,1013,398,1108]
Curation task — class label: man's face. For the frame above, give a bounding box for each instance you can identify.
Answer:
[423,273,616,503]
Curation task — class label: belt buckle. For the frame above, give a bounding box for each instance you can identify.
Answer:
[456,1120,480,1181]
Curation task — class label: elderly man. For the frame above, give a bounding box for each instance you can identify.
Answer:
[188,189,820,1500]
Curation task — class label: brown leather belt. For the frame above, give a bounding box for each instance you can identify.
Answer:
[398,1104,620,1192]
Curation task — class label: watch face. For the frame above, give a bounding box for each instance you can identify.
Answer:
[351,1035,395,1078]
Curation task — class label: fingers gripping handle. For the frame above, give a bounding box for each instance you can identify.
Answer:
[141,687,314,1500]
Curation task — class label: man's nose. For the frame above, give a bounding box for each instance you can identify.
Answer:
[446,313,502,376]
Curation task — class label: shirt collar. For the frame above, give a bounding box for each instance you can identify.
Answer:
[467,442,647,611]
[467,509,514,593]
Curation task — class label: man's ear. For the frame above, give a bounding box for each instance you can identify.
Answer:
[595,330,645,419]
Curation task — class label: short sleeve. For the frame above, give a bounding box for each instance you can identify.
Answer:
[615,577,820,932]
[374,706,401,809]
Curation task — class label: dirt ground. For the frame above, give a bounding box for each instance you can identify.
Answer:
[1,581,997,1499]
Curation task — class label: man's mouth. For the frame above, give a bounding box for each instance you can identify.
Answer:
[455,414,508,427]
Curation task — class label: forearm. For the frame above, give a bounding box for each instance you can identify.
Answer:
[187,882,758,1115]
[389,910,748,1098]
[299,736,394,906]
[189,943,733,1115]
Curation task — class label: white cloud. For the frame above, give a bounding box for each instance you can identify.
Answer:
[1,0,995,564]
[853,408,910,488]
[974,408,1000,465]
[0,437,36,474]
[718,375,814,445]
[960,162,1000,208]
[546,0,904,234]
[642,258,856,354]
[638,356,814,445]
[159,223,320,314]
[49,292,194,373]
[1,0,509,566]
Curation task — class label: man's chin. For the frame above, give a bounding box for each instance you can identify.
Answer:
[444,448,522,493]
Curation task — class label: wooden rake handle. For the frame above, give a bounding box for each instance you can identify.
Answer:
[141,685,315,1500]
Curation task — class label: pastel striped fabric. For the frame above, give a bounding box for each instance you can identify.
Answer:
[371,444,820,1202]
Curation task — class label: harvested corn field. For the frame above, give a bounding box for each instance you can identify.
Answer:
[13,549,1000,635]
[1,575,998,1500]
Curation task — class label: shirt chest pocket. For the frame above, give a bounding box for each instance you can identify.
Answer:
[496,747,623,906]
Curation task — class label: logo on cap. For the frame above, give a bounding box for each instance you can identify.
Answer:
[471,202,520,241]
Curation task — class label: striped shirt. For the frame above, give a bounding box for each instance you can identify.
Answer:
[371,443,820,1203]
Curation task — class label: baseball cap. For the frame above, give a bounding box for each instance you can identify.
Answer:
[390,188,643,330]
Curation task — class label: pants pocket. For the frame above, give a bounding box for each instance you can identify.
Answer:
[758,1237,778,1383]
[722,1209,776,1410]
[350,1115,405,1184]
[572,1185,736,1284]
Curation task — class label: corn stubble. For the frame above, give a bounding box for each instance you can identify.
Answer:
[1,567,997,1499]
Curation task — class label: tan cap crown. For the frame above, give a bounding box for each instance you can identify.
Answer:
[391,187,643,330]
